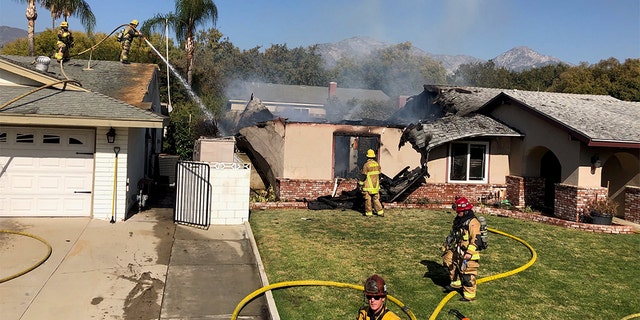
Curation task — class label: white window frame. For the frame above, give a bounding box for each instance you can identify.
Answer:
[448,141,489,183]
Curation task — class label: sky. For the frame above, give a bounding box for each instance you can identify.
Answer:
[1,0,638,65]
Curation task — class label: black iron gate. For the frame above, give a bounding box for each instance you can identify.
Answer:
[174,161,211,228]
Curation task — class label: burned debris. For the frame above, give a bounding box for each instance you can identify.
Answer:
[307,166,427,210]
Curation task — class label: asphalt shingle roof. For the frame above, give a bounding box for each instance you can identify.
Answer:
[497,90,640,143]
[0,85,164,122]
[227,81,390,105]
[1,55,157,109]
[424,85,640,145]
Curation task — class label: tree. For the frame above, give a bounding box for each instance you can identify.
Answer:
[40,0,95,33]
[142,0,218,86]
[13,0,40,56]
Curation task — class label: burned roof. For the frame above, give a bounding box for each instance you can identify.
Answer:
[1,55,157,109]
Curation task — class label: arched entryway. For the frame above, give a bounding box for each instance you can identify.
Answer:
[601,152,640,218]
[540,150,561,215]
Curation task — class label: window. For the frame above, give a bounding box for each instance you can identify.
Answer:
[43,134,61,144]
[0,132,6,143]
[333,134,379,179]
[16,133,34,143]
[449,142,488,182]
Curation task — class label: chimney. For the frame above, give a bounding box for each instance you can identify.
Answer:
[328,81,337,99]
[398,95,409,108]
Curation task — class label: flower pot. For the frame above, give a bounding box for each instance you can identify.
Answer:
[590,211,613,225]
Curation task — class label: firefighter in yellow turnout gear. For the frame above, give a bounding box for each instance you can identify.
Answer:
[360,149,384,217]
[119,19,143,64]
[356,274,401,320]
[54,21,74,62]
[442,197,481,301]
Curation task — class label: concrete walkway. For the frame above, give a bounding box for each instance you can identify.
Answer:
[0,208,272,320]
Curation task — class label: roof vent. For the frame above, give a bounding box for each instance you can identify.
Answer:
[35,56,51,72]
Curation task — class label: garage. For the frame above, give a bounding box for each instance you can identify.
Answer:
[0,127,95,217]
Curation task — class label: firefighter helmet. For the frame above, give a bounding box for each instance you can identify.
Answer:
[130,19,139,26]
[454,197,473,212]
[366,149,376,158]
[364,274,387,297]
[60,21,68,28]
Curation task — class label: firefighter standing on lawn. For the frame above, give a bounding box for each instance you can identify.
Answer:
[360,149,384,217]
[54,21,73,62]
[119,19,143,64]
[441,196,481,301]
[356,274,401,320]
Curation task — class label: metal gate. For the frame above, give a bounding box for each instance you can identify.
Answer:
[174,161,211,228]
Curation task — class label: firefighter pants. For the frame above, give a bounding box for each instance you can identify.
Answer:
[363,192,383,216]
[442,249,479,300]
[120,40,132,61]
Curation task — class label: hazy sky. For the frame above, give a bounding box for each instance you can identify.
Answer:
[1,0,638,65]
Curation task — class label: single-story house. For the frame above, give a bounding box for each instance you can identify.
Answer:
[0,55,167,220]
[236,85,640,223]
[225,81,391,124]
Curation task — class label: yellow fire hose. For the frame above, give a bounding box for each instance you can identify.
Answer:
[0,230,52,283]
[428,227,537,319]
[231,280,417,320]
[231,226,537,320]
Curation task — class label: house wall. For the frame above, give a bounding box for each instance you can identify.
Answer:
[93,127,128,221]
[490,103,582,184]
[126,127,146,214]
[281,123,422,180]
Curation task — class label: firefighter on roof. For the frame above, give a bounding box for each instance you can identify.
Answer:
[119,19,143,64]
[54,21,74,62]
[441,196,482,301]
[360,149,384,217]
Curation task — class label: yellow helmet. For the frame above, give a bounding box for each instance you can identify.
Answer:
[130,19,139,26]
[60,21,68,28]
[366,149,376,158]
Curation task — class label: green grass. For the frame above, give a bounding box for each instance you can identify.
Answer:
[249,208,640,320]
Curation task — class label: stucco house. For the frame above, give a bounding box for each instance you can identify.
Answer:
[237,85,640,223]
[0,55,167,220]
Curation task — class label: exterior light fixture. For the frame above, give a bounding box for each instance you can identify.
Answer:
[106,127,116,144]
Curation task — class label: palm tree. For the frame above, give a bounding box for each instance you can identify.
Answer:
[41,0,96,34]
[142,0,218,86]
[14,0,39,56]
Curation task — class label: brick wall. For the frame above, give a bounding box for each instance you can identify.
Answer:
[626,186,640,223]
[524,177,545,209]
[276,178,505,205]
[555,184,606,221]
[506,176,525,208]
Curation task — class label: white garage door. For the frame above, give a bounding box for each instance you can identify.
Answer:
[0,127,95,217]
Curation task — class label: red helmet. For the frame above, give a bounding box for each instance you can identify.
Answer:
[364,274,387,297]
[454,197,473,212]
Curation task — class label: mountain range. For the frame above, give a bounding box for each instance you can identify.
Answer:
[315,36,568,74]
[1,26,567,74]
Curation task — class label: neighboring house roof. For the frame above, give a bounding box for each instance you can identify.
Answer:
[0,55,166,128]
[1,55,157,109]
[486,90,640,147]
[0,85,165,128]
[227,81,390,106]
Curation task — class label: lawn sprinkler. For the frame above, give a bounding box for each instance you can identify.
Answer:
[449,309,470,320]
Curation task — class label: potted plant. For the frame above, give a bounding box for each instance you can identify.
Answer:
[586,196,618,225]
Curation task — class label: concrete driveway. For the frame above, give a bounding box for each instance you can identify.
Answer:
[0,208,271,320]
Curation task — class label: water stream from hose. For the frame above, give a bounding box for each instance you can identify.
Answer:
[144,38,222,134]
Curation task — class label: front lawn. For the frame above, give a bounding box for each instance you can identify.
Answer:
[249,208,639,320]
